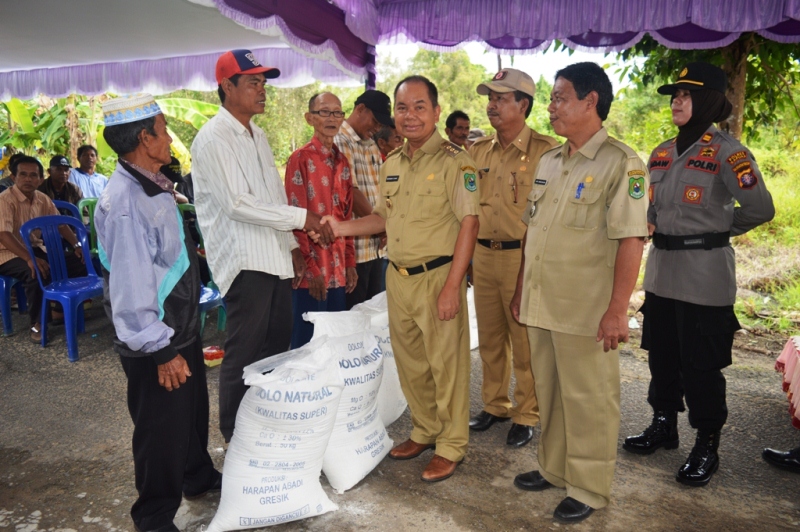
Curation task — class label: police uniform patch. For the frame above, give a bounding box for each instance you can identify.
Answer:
[733,161,758,189]
[697,144,719,160]
[700,133,714,144]
[629,175,645,199]
[685,158,719,174]
[493,71,507,80]
[656,149,670,158]
[464,172,477,192]
[649,156,672,171]
[727,151,747,165]
[683,185,703,204]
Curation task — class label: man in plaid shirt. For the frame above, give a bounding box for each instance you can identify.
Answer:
[334,90,395,309]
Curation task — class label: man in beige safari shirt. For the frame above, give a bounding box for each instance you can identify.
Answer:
[468,68,558,448]
[509,63,649,523]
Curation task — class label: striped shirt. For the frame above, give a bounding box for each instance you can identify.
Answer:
[334,121,383,263]
[191,106,306,296]
[0,186,57,266]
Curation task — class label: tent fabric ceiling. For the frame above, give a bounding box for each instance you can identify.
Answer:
[0,0,366,100]
[321,0,800,52]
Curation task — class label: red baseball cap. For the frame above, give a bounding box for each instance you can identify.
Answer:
[215,49,280,84]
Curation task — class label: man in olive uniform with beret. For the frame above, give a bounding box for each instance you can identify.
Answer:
[468,69,559,448]
[510,63,649,523]
[320,75,479,482]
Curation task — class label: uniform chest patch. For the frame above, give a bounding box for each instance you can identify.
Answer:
[648,184,655,203]
[700,132,714,144]
[696,144,720,160]
[683,185,703,204]
[534,178,547,185]
[386,175,399,182]
[649,157,672,171]
[685,158,719,174]
[733,161,758,189]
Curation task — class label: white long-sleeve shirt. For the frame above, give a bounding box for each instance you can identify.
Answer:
[191,106,306,296]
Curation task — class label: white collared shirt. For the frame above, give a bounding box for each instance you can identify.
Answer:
[191,106,306,296]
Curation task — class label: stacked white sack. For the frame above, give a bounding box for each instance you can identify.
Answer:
[207,338,342,531]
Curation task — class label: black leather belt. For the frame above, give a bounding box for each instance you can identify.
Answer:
[392,256,453,276]
[477,239,522,250]
[652,232,731,251]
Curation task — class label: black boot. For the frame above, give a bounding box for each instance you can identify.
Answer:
[676,429,720,487]
[762,446,800,474]
[622,410,678,455]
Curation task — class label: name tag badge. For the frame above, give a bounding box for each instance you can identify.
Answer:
[534,178,547,185]
[386,175,399,182]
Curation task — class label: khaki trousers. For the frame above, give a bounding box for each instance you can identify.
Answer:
[473,245,538,425]
[527,326,620,509]
[386,263,471,462]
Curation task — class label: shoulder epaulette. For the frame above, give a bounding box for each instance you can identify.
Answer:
[441,141,463,158]
[607,137,639,158]
[386,145,403,159]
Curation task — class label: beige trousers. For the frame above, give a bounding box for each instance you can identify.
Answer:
[386,263,471,462]
[527,326,620,509]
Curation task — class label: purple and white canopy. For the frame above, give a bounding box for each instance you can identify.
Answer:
[1,0,798,100]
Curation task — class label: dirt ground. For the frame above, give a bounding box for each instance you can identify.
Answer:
[1,301,799,531]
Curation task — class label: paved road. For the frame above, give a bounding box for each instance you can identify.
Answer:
[1,302,798,531]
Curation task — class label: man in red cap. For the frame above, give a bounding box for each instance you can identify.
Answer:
[191,49,334,443]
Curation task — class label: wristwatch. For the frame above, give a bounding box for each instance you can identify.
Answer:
[74,241,82,248]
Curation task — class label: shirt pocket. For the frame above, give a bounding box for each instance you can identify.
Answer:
[382,182,401,218]
[676,172,714,209]
[523,184,547,224]
[563,188,603,230]
[415,180,447,220]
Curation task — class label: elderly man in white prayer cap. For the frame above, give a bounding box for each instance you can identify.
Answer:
[95,94,221,532]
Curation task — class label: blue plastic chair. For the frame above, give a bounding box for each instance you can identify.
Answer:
[52,200,81,219]
[0,275,27,336]
[178,204,225,336]
[19,215,104,362]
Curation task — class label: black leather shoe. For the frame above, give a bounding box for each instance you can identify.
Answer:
[469,411,509,432]
[513,470,553,491]
[623,410,679,455]
[762,447,800,473]
[507,423,534,447]
[184,472,222,500]
[676,430,720,487]
[553,497,594,523]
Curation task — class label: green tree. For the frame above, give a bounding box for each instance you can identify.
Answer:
[616,33,800,141]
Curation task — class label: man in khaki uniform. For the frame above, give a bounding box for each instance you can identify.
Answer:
[468,68,558,448]
[509,63,648,523]
[320,75,479,483]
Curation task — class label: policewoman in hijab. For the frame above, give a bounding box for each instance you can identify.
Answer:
[623,62,775,487]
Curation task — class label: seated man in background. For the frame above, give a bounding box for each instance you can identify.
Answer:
[39,155,83,210]
[0,156,85,342]
[96,94,221,532]
[285,92,356,348]
[373,121,403,160]
[69,145,108,197]
[0,153,24,191]
[445,110,470,148]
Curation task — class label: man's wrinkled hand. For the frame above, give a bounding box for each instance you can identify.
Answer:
[308,275,327,302]
[596,309,629,352]
[510,288,523,324]
[291,248,307,289]
[157,354,191,391]
[304,211,336,246]
[28,257,50,279]
[345,267,358,294]
[74,246,84,263]
[437,284,461,321]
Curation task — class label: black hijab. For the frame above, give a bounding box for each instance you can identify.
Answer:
[675,89,733,156]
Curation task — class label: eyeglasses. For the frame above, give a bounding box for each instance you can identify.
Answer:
[309,110,345,119]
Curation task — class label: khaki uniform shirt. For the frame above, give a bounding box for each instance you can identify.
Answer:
[0,186,57,266]
[373,129,480,267]
[520,128,649,336]
[470,126,559,241]
[643,126,774,306]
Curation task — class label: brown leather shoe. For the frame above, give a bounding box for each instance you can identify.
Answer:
[389,439,434,460]
[421,455,459,482]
